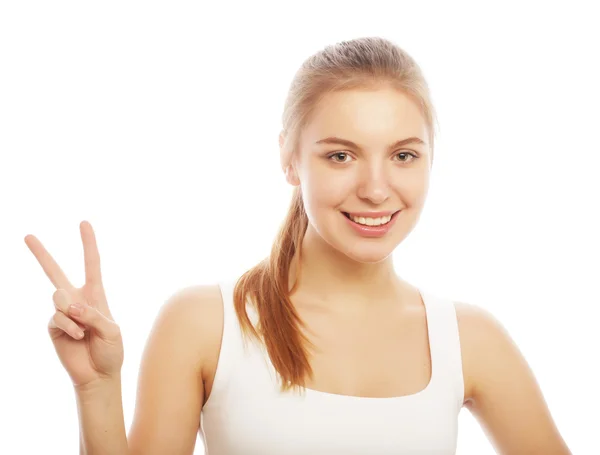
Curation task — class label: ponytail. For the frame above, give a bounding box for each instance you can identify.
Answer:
[233,35,438,392]
[233,186,313,391]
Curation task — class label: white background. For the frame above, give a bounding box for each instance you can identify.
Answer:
[2,1,598,454]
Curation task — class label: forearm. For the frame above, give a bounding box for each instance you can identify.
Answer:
[75,376,129,455]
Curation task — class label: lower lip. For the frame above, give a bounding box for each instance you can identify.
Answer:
[342,211,401,238]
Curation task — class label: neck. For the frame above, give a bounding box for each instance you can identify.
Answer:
[289,225,406,307]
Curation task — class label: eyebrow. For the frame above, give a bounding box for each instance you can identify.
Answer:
[315,136,426,150]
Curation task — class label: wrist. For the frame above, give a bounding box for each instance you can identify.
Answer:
[75,374,122,402]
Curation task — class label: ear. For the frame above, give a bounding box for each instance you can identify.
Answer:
[279,130,300,186]
[279,131,285,150]
[284,164,300,186]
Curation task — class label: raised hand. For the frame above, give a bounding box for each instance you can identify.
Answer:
[25,221,124,390]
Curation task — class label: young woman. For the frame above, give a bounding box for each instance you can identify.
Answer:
[25,36,571,454]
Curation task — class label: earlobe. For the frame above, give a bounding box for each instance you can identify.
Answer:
[279,131,289,173]
[284,164,300,186]
[279,131,299,186]
[279,131,285,150]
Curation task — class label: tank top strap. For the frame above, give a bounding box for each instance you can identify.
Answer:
[420,288,465,409]
[217,279,238,326]
[202,280,246,409]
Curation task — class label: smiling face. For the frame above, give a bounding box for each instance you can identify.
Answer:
[287,87,432,264]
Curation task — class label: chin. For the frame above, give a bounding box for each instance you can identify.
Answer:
[322,231,396,264]
[342,243,395,264]
[306,213,400,264]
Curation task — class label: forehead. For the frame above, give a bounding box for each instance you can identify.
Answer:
[301,88,428,146]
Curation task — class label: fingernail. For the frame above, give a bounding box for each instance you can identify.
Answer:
[69,304,83,316]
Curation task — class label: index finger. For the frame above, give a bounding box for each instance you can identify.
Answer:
[24,233,75,291]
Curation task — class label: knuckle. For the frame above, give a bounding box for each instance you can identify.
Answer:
[106,321,122,339]
[50,312,65,331]
[82,304,96,319]
[72,303,93,319]
[52,289,70,313]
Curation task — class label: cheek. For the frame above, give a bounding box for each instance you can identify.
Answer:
[304,172,352,209]
[298,159,356,212]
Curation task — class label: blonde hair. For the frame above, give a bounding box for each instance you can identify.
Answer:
[233,36,439,392]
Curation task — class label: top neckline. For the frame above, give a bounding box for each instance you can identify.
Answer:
[296,287,436,402]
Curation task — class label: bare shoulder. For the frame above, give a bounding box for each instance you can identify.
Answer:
[160,284,224,379]
[452,301,498,404]
[127,284,224,455]
[452,301,571,454]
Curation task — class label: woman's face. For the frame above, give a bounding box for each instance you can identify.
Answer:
[289,87,431,264]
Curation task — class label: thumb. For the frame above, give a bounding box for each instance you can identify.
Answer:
[68,302,120,340]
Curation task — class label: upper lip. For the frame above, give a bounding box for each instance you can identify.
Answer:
[343,210,400,217]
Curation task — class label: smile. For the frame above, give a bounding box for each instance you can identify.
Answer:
[342,212,394,226]
[341,210,402,238]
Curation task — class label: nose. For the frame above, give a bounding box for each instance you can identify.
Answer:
[356,162,391,205]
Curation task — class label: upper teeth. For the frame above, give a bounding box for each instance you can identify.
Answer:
[349,214,393,226]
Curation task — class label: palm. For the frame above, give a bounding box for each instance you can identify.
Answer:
[25,221,123,387]
[51,287,123,386]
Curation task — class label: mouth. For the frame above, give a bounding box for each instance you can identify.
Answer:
[341,210,401,227]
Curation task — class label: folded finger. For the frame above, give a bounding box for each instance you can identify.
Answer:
[49,310,85,340]
[53,289,74,314]
[53,290,88,331]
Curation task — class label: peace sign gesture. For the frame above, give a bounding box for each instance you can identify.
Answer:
[25,221,123,389]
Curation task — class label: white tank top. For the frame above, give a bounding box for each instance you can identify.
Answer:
[200,280,465,454]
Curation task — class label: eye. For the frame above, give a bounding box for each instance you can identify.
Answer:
[327,152,353,163]
[395,151,418,163]
[326,150,418,164]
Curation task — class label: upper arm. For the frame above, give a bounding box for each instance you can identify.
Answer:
[455,302,571,455]
[127,284,224,455]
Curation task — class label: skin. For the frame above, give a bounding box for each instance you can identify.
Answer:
[280,86,436,396]
[28,87,571,454]
[276,87,570,453]
[205,87,570,453]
